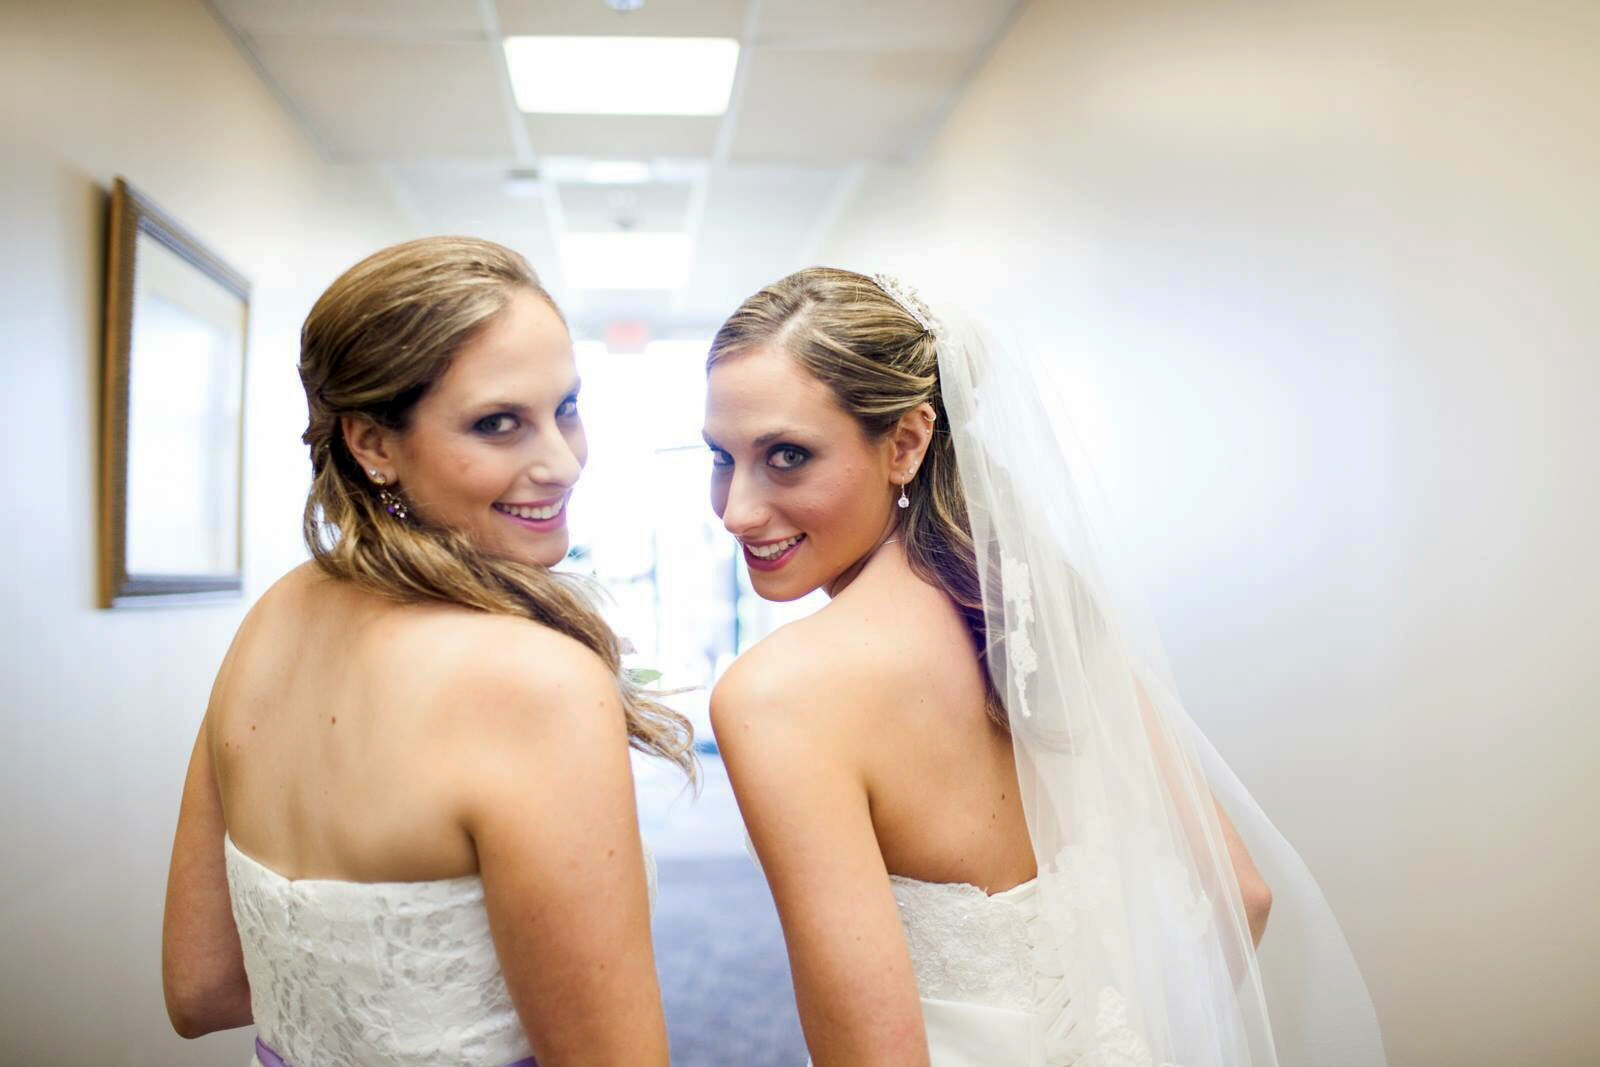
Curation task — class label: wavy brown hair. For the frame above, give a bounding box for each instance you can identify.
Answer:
[299,236,694,774]
[707,267,1004,728]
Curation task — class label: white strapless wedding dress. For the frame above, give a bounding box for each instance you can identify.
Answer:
[224,834,657,1067]
[889,873,1047,1066]
[746,831,1050,1066]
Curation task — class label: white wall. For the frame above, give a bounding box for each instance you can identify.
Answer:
[820,2,1599,1064]
[0,0,406,1061]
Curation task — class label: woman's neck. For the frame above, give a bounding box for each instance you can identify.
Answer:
[825,531,906,599]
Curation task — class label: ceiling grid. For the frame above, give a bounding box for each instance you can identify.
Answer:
[205,0,1023,334]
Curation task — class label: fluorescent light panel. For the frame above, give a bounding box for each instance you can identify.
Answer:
[561,232,691,290]
[504,36,740,116]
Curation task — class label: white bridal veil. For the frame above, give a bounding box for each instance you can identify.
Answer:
[875,275,1386,1066]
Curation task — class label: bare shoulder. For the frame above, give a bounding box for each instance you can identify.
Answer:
[207,562,326,692]
[711,604,902,754]
[223,560,319,633]
[405,612,634,842]
[248,559,330,615]
[421,611,624,741]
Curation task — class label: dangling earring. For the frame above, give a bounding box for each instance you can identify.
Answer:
[378,487,409,520]
[367,469,408,519]
[897,481,911,509]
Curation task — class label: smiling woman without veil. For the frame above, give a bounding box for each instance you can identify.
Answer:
[160,236,692,1067]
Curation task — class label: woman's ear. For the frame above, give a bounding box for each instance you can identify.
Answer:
[341,415,399,484]
[887,402,937,483]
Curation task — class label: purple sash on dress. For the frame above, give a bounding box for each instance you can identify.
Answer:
[256,1036,535,1066]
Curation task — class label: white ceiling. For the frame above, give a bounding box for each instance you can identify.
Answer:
[208,0,1022,337]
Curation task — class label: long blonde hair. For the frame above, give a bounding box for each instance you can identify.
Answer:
[708,267,1003,728]
[299,236,694,774]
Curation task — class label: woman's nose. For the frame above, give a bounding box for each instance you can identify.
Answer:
[718,469,769,536]
[527,425,583,489]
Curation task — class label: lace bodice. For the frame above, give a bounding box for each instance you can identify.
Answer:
[224,834,657,1066]
[890,874,1040,1011]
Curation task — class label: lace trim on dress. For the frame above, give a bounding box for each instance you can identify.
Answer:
[224,834,656,1067]
[889,874,1038,1012]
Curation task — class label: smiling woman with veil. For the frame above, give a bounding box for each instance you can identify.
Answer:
[703,267,1384,1065]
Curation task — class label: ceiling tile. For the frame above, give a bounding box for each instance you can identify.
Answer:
[495,0,749,39]
[677,164,845,322]
[386,162,547,232]
[700,163,843,222]
[250,36,515,159]
[729,47,968,163]
[212,0,485,39]
[382,163,560,279]
[214,0,1021,336]
[558,182,694,232]
[524,114,720,158]
[754,0,1017,51]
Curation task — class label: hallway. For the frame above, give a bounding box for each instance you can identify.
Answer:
[655,851,806,1067]
[2,1,1598,1063]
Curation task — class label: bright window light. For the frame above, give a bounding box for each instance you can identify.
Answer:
[561,232,691,290]
[504,36,740,115]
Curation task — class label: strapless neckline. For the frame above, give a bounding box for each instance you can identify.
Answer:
[888,871,1038,902]
[224,833,484,889]
[224,829,657,1066]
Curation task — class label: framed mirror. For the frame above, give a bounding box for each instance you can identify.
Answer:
[100,178,249,607]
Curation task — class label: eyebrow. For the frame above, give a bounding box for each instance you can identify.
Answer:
[469,379,582,412]
[752,428,806,448]
[700,427,809,451]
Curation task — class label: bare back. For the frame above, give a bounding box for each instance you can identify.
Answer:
[174,561,670,1063]
[822,551,1036,893]
[719,542,1036,892]
[212,562,508,882]
[711,544,1037,1064]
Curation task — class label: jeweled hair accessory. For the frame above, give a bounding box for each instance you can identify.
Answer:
[871,272,946,341]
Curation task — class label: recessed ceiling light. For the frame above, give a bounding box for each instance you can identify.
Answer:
[561,232,691,290]
[504,36,740,116]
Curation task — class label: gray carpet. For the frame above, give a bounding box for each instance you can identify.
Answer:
[653,856,808,1067]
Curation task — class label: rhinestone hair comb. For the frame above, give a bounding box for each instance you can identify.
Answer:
[870,272,946,341]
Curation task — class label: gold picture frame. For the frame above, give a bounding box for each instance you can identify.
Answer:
[100,178,250,607]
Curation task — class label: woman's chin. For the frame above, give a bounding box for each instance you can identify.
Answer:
[488,534,569,569]
[748,570,822,603]
[534,539,571,568]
